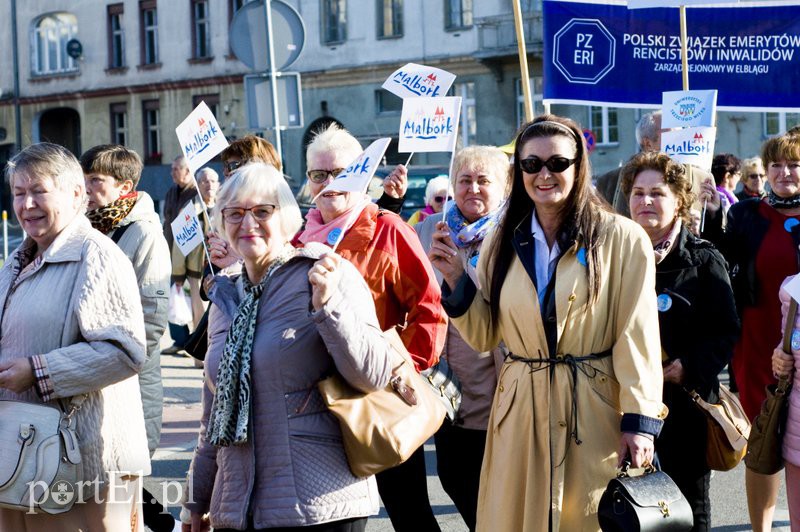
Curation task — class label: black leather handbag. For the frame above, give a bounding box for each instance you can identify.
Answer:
[598,461,693,532]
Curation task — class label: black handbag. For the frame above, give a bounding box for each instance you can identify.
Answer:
[420,356,462,422]
[183,306,209,361]
[598,461,693,532]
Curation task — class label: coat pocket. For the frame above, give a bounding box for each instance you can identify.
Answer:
[492,377,518,432]
[587,367,622,412]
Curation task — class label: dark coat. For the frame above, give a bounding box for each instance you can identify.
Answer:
[655,226,740,473]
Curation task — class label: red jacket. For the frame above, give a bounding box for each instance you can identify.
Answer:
[298,203,447,370]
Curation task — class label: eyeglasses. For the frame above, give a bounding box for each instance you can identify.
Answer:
[519,156,577,174]
[748,173,766,180]
[307,168,344,184]
[433,195,450,203]
[221,204,276,224]
[224,160,243,173]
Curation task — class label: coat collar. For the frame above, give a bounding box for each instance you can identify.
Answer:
[33,214,93,264]
[336,203,379,253]
[511,210,538,290]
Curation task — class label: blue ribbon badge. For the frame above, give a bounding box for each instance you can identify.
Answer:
[784,218,800,233]
[327,227,343,246]
[576,247,588,267]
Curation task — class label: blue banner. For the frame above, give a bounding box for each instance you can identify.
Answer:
[543,0,800,111]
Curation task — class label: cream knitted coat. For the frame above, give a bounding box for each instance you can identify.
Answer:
[0,215,150,483]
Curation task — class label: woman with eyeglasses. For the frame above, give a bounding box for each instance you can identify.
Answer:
[622,152,739,531]
[736,156,767,201]
[298,124,448,532]
[407,176,451,227]
[415,146,509,531]
[700,133,800,532]
[182,163,393,532]
[430,115,666,530]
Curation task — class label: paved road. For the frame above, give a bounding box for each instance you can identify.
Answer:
[148,354,791,531]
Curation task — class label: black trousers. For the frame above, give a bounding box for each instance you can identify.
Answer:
[375,445,440,532]
[433,423,486,532]
[215,516,367,532]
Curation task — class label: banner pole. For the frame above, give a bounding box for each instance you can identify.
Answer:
[513,0,534,122]
[680,5,690,90]
[405,152,414,167]
[191,176,216,276]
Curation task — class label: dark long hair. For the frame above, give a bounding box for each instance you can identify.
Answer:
[486,115,609,327]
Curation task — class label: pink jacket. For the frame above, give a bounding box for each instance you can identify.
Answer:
[779,278,800,467]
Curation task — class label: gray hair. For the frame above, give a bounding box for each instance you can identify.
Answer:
[197,167,219,183]
[173,155,189,169]
[6,142,85,196]
[742,156,764,174]
[635,111,662,151]
[424,176,451,205]
[305,124,362,167]
[213,163,302,239]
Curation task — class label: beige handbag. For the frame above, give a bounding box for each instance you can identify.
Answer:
[0,398,84,514]
[318,328,447,477]
[687,383,751,471]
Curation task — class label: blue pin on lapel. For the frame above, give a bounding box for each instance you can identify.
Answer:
[576,247,587,267]
[785,218,800,233]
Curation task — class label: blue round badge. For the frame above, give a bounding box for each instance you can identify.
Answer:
[785,218,800,233]
[576,248,588,267]
[327,227,343,246]
[792,330,800,351]
[657,293,673,312]
[469,254,479,268]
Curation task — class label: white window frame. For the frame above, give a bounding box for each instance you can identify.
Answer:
[31,13,78,76]
[111,105,128,146]
[588,106,619,146]
[515,77,544,127]
[454,82,476,147]
[110,12,125,68]
[145,106,161,158]
[445,0,473,30]
[763,112,800,137]
[193,0,211,58]
[143,7,159,64]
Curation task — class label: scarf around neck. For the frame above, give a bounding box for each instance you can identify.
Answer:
[768,190,800,210]
[652,219,682,264]
[445,201,504,249]
[298,195,372,246]
[86,192,138,235]
[205,243,296,447]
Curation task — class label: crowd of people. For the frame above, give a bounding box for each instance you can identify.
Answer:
[0,113,798,532]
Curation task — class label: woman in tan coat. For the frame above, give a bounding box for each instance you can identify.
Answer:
[430,115,667,530]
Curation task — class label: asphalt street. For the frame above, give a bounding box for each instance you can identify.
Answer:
[147,353,791,532]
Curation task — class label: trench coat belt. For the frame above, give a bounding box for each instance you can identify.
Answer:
[506,349,613,444]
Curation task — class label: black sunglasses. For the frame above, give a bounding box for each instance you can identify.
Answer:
[223,160,243,173]
[433,195,451,203]
[519,156,577,174]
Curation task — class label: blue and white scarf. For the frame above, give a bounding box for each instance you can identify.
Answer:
[445,202,504,249]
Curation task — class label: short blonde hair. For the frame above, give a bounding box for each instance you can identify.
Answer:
[451,145,511,192]
[306,124,362,167]
[7,142,85,196]
[742,156,764,176]
[213,163,302,238]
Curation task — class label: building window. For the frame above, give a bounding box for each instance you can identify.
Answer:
[107,4,125,69]
[588,106,619,145]
[522,0,543,11]
[322,0,347,44]
[445,0,472,30]
[375,90,402,115]
[230,0,250,19]
[31,13,79,76]
[192,0,212,59]
[142,99,161,163]
[764,112,800,137]
[515,77,544,127]
[110,103,128,145]
[377,0,403,39]
[140,1,159,65]
[192,94,220,119]
[453,82,476,147]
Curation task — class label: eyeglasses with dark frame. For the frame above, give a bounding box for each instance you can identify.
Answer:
[224,160,244,173]
[432,195,451,203]
[221,204,277,224]
[307,168,345,184]
[747,173,766,180]
[519,156,577,174]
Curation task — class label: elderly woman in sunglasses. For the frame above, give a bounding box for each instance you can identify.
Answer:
[429,115,666,531]
[297,123,448,531]
[407,176,451,227]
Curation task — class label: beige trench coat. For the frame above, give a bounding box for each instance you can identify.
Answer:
[452,212,667,531]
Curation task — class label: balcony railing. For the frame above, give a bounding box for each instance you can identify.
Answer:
[476,12,544,58]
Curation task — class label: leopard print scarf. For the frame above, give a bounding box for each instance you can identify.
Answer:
[86,193,138,235]
[206,244,297,447]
